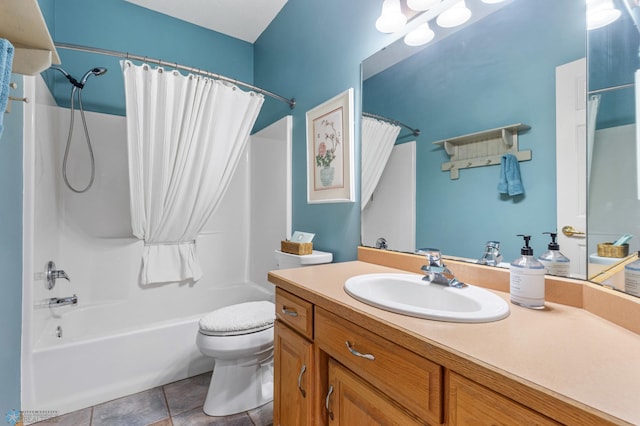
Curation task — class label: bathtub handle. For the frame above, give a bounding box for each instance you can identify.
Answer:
[297,364,307,397]
[46,261,70,290]
[281,307,298,317]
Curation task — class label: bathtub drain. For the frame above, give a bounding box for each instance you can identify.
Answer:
[56,326,63,338]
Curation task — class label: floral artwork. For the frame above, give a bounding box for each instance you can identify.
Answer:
[306,89,354,203]
[313,110,344,190]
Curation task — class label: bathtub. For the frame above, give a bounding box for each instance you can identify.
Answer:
[24,282,273,417]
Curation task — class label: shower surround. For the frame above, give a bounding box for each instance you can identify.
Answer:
[21,75,291,416]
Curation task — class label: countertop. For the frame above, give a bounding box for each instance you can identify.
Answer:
[268,260,640,425]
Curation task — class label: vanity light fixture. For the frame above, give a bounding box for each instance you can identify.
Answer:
[376,0,407,33]
[404,22,436,46]
[436,0,472,28]
[407,0,441,11]
[587,0,621,30]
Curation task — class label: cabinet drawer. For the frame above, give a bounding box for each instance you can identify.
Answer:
[316,307,442,425]
[276,288,313,339]
[447,372,560,425]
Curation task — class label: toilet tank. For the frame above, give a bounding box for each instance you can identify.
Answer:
[274,250,333,270]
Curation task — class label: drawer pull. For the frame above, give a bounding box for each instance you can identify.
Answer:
[281,306,298,317]
[346,341,375,360]
[325,384,334,420]
[297,364,307,397]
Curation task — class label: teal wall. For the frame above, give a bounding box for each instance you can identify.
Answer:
[0,74,23,417]
[253,0,398,261]
[362,0,585,261]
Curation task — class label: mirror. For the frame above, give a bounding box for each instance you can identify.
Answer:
[587,0,640,291]
[361,0,586,267]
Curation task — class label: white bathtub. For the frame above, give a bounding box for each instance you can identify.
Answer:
[24,282,272,416]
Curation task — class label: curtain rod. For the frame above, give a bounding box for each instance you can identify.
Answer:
[362,112,420,137]
[588,82,634,95]
[54,42,296,109]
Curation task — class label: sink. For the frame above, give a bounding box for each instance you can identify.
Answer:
[344,273,510,323]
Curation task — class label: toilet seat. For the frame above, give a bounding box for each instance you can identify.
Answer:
[199,301,275,337]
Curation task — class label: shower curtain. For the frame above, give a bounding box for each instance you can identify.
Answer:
[361,116,401,210]
[122,60,264,285]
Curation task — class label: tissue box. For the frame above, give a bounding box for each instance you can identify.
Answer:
[597,243,629,258]
[281,240,313,255]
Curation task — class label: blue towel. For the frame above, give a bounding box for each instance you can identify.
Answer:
[497,153,524,196]
[0,38,15,138]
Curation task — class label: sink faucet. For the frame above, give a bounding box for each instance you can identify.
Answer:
[418,248,466,288]
[49,294,78,307]
[478,241,503,266]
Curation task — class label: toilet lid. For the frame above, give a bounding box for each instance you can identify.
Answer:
[199,301,275,336]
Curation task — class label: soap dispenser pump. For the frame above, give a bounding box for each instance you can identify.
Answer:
[538,232,571,277]
[510,234,546,309]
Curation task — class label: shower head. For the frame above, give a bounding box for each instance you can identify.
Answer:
[80,67,108,86]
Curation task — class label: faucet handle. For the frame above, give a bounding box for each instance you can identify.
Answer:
[46,261,70,290]
[417,248,443,267]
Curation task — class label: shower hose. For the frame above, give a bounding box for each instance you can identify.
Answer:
[62,85,95,193]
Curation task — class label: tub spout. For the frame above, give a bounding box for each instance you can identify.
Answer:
[49,294,78,308]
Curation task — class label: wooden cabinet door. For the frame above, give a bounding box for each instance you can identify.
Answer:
[274,320,314,426]
[448,372,560,425]
[326,359,426,426]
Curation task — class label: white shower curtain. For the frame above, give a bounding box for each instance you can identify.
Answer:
[122,60,264,285]
[361,116,401,210]
[587,93,601,190]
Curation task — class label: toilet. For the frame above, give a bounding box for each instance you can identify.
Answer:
[196,249,332,416]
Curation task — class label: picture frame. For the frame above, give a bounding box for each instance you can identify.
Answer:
[306,88,355,203]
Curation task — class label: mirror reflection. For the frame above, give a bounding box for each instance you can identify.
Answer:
[361,0,585,272]
[587,0,640,293]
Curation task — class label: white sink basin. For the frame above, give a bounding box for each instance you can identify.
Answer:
[344,273,510,323]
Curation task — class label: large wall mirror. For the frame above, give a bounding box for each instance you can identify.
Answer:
[360,0,640,297]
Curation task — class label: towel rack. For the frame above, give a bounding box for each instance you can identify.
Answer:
[432,123,531,179]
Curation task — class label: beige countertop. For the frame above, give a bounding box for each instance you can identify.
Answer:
[268,260,640,425]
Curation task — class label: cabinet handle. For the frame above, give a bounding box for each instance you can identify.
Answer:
[281,306,298,317]
[345,341,375,360]
[297,364,307,397]
[325,384,334,420]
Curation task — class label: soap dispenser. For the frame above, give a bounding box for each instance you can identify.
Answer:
[538,232,571,277]
[510,235,546,309]
[624,251,640,297]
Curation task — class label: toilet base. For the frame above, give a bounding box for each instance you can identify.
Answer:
[203,351,274,416]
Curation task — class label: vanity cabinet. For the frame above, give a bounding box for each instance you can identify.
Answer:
[273,280,612,425]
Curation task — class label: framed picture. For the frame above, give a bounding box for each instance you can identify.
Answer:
[306,88,355,203]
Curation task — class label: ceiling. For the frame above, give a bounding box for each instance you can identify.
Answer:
[124,0,289,43]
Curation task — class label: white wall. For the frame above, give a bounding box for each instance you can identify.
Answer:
[361,142,416,253]
[589,124,640,256]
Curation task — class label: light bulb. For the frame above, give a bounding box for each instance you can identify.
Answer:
[404,23,436,46]
[375,0,407,33]
[407,0,441,11]
[587,0,621,29]
[436,0,472,28]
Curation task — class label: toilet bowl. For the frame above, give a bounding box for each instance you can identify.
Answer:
[196,301,275,416]
[196,249,333,416]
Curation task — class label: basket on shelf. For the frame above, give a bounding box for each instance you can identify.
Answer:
[280,240,313,255]
[597,243,629,258]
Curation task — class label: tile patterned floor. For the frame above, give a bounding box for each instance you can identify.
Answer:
[33,372,273,426]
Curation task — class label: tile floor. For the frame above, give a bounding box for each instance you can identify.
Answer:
[33,372,273,426]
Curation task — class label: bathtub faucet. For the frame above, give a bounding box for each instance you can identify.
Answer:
[46,261,70,290]
[49,294,78,308]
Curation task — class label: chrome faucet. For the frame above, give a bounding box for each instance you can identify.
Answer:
[418,248,466,288]
[46,261,70,290]
[49,294,78,307]
[478,241,503,266]
[375,237,388,250]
